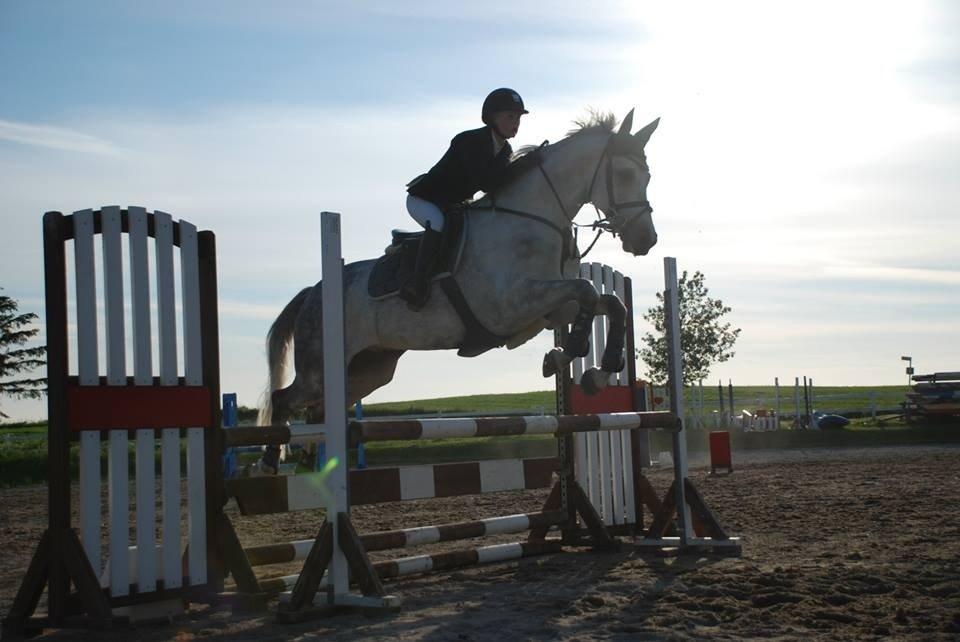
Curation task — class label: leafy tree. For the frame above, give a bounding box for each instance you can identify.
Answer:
[638,270,740,385]
[0,290,47,418]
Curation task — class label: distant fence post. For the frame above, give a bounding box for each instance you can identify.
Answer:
[718,379,725,425]
[794,377,801,428]
[727,380,734,418]
[774,377,781,430]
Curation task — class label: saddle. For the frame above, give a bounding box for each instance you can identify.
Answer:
[368,211,466,300]
[367,210,507,357]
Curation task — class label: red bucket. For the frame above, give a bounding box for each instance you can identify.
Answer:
[709,431,732,474]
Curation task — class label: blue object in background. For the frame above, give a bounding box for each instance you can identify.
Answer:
[816,414,850,430]
[222,393,239,477]
[356,400,367,469]
[316,399,366,470]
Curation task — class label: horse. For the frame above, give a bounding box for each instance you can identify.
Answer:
[258,109,660,455]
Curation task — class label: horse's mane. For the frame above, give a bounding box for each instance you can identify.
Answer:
[566,110,618,137]
[469,110,620,205]
[513,109,617,160]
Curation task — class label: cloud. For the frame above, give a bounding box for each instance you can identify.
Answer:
[218,298,288,321]
[0,119,121,155]
[823,265,960,285]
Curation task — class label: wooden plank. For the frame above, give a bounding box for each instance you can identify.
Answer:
[215,514,262,595]
[645,481,677,539]
[664,257,693,544]
[42,211,72,622]
[67,385,212,430]
[338,513,385,597]
[569,479,617,550]
[129,207,157,594]
[154,211,177,383]
[102,206,131,597]
[128,207,152,382]
[180,220,207,586]
[73,209,102,577]
[186,426,207,585]
[197,228,223,594]
[155,211,182,590]
[683,478,729,540]
[285,521,333,612]
[608,430,625,525]
[620,429,637,525]
[320,212,350,598]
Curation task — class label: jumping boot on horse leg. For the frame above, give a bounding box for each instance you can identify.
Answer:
[598,292,627,374]
[400,224,443,311]
[542,308,596,377]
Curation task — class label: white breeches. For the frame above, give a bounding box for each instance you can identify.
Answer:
[406,194,445,232]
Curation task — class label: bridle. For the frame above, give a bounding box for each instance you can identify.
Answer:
[476,133,653,260]
[574,136,653,257]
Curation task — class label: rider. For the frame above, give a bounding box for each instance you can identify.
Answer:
[401,88,541,309]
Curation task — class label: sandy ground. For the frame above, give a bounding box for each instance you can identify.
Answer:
[2,445,959,641]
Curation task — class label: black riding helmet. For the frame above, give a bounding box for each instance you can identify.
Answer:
[481,88,529,124]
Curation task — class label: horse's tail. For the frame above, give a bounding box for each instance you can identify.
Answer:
[258,287,312,426]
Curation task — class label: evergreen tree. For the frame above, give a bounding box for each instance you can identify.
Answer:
[0,290,47,418]
[638,270,740,385]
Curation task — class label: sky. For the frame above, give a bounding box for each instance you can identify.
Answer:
[1,1,958,421]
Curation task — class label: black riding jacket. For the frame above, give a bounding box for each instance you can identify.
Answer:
[407,126,515,209]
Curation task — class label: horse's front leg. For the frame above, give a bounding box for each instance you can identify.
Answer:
[578,293,627,395]
[511,278,600,380]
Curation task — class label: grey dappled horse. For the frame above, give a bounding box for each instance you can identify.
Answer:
[259,110,660,431]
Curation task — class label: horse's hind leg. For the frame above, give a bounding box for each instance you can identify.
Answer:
[345,349,406,408]
[258,374,324,472]
[263,349,405,472]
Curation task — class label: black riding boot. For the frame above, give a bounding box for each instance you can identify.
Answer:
[400,226,443,310]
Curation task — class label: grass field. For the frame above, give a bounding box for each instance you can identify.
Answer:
[1,384,952,488]
[233,385,911,422]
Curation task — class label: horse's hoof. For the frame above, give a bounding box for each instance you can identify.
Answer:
[580,367,611,395]
[542,348,572,377]
[241,459,278,477]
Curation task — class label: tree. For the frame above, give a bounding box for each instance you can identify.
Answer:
[0,290,47,419]
[638,270,740,385]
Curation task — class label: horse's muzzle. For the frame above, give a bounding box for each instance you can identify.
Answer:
[623,232,657,256]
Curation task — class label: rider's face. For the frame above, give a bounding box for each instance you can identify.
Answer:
[491,110,523,138]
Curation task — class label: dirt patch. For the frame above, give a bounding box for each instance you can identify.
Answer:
[2,446,959,640]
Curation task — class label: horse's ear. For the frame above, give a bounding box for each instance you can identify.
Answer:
[617,109,635,135]
[634,117,660,147]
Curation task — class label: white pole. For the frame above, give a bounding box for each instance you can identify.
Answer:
[664,257,692,544]
[810,377,815,414]
[698,380,704,430]
[794,377,801,429]
[321,212,349,599]
[775,377,781,430]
